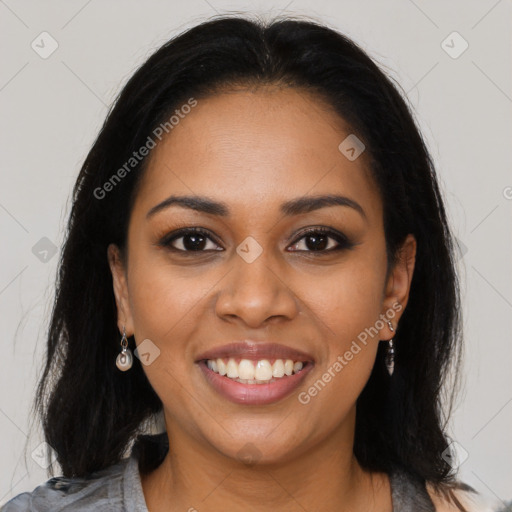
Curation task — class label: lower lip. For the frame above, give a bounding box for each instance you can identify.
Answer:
[197,361,314,405]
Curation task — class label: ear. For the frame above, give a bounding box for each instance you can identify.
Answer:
[107,243,135,336]
[379,233,416,340]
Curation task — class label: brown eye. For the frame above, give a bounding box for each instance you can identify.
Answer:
[288,228,354,253]
[159,228,223,252]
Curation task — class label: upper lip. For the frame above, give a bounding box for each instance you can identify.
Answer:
[195,341,314,363]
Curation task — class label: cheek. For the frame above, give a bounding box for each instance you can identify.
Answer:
[124,247,237,387]
[296,264,385,436]
[298,248,387,341]
[127,253,211,337]
[125,257,207,412]
[294,241,387,411]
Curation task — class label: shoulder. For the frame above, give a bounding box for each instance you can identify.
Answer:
[0,457,131,512]
[426,481,508,512]
[389,468,507,512]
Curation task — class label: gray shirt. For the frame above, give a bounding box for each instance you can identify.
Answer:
[0,435,504,511]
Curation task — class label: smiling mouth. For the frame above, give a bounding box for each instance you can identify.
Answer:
[201,357,310,384]
[195,341,315,404]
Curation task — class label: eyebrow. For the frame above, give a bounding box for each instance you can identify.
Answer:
[146,194,367,221]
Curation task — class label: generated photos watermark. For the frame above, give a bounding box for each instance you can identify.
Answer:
[93,97,197,200]
[298,302,402,404]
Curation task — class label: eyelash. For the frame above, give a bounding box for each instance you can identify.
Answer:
[157,226,355,255]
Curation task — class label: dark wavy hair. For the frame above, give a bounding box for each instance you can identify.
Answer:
[32,13,465,498]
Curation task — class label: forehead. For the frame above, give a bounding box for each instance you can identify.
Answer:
[133,86,382,223]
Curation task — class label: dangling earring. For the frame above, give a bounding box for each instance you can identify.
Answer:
[116,326,133,371]
[385,320,395,376]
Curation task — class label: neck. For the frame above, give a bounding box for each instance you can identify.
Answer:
[140,408,392,512]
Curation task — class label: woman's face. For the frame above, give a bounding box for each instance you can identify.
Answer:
[108,86,416,465]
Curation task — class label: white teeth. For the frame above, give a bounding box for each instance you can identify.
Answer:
[272,359,285,378]
[206,357,306,382]
[254,360,273,381]
[226,359,238,378]
[217,358,227,376]
[238,359,255,380]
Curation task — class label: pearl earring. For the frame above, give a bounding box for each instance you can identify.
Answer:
[116,326,133,371]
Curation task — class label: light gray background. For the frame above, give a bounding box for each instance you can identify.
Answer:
[1,0,511,506]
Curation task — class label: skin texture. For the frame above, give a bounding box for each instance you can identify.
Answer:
[108,86,417,511]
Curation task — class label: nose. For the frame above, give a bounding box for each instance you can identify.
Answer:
[215,249,299,329]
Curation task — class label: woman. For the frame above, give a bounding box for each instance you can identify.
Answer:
[2,14,505,512]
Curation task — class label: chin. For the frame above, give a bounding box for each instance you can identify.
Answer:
[206,430,307,467]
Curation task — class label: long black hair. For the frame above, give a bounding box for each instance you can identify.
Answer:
[33,13,463,496]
